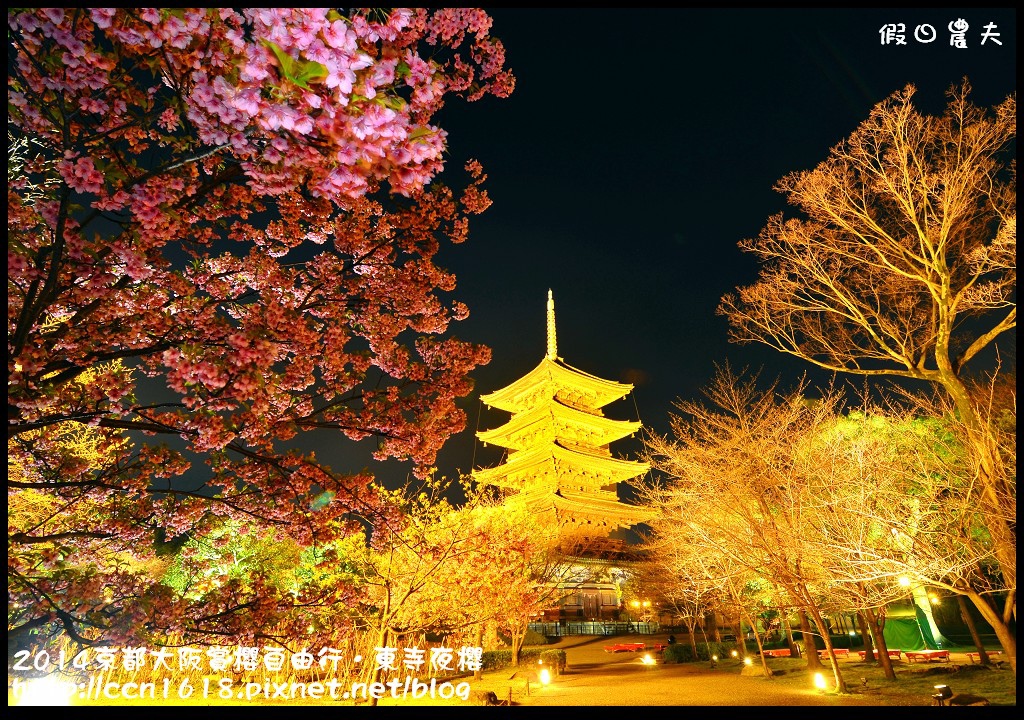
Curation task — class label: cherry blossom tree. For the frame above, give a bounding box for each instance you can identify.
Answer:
[8,7,514,651]
[461,495,576,668]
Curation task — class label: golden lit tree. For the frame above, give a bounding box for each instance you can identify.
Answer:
[804,397,1016,673]
[462,494,576,668]
[641,367,853,691]
[719,81,1016,621]
[627,546,725,658]
[796,407,952,679]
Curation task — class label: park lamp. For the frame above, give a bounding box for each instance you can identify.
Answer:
[932,684,953,706]
[539,667,552,685]
[743,657,753,666]
[813,673,827,692]
[898,576,911,587]
[730,649,738,658]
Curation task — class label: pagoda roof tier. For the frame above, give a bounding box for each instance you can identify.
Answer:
[476,397,642,452]
[480,357,634,413]
[521,488,654,532]
[472,440,650,488]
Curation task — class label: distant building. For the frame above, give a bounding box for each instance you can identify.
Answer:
[472,291,653,628]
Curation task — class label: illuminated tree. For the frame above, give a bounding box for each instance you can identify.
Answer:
[719,81,1016,619]
[459,494,576,668]
[627,548,724,658]
[641,367,853,690]
[314,481,487,706]
[795,408,944,680]
[8,8,513,649]
[804,398,1017,673]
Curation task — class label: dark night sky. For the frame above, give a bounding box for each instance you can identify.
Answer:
[321,8,1018,495]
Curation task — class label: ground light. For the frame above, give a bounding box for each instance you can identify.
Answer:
[743,657,753,666]
[641,654,656,665]
[539,668,552,685]
[932,684,953,706]
[813,673,827,692]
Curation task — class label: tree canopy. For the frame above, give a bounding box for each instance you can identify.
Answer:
[8,8,513,650]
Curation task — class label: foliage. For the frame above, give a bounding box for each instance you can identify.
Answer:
[662,642,728,663]
[538,648,567,672]
[479,647,547,672]
[718,80,1016,664]
[521,628,551,647]
[8,7,513,650]
[467,493,578,666]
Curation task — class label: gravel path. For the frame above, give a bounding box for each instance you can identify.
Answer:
[459,634,974,707]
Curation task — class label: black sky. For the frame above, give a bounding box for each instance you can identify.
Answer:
[325,8,1018,493]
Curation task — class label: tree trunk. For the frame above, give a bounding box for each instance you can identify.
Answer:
[782,614,800,658]
[510,618,527,667]
[856,611,874,661]
[798,610,822,670]
[862,606,896,680]
[806,603,849,693]
[741,607,773,678]
[940,372,1017,603]
[685,619,699,658]
[964,588,1016,674]
[364,626,391,707]
[957,595,989,666]
[474,623,484,680]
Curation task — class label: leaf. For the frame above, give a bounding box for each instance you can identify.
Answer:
[408,127,434,142]
[377,95,407,112]
[293,59,328,88]
[261,39,327,90]
[262,40,297,81]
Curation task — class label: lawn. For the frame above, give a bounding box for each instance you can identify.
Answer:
[752,655,1016,706]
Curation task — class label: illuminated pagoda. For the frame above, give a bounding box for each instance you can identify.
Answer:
[472,290,653,623]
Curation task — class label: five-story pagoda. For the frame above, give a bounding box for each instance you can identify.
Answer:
[472,290,652,551]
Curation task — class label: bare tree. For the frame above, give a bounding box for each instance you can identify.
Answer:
[719,81,1016,616]
[640,367,854,692]
[634,533,731,659]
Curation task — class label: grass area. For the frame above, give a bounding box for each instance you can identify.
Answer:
[760,656,1016,706]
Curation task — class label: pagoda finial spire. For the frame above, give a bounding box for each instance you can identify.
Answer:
[546,289,557,360]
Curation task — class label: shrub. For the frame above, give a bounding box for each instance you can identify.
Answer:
[480,647,546,671]
[523,628,551,647]
[539,649,567,675]
[496,627,551,647]
[663,642,730,664]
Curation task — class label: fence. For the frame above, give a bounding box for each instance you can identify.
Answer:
[528,621,659,637]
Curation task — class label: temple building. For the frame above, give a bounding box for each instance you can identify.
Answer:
[472,291,653,624]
